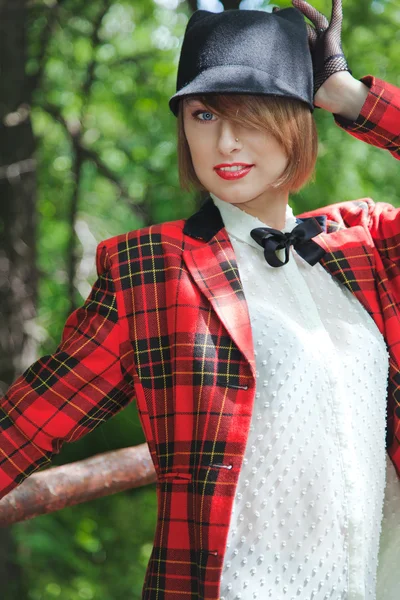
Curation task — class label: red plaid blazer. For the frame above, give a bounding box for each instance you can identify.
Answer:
[0,75,399,599]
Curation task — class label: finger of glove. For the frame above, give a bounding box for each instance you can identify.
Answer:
[292,0,329,31]
[331,0,344,27]
[326,0,344,39]
[324,0,345,55]
[306,23,318,47]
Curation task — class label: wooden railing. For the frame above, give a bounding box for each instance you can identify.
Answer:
[0,444,156,526]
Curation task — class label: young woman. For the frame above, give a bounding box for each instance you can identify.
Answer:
[1,1,399,599]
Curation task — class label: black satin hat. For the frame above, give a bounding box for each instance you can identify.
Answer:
[168,7,314,117]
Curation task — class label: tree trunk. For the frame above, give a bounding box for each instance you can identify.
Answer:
[0,1,38,597]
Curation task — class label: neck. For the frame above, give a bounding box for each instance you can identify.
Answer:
[231,188,289,230]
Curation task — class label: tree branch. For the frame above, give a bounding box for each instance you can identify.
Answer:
[41,102,148,220]
[81,1,109,117]
[67,146,84,313]
[106,51,156,70]
[80,144,148,220]
[25,0,67,101]
[0,444,156,526]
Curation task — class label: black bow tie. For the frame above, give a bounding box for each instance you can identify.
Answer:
[250,216,327,268]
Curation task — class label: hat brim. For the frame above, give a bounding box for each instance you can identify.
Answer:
[169,65,314,116]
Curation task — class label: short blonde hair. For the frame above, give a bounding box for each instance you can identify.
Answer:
[177,94,318,195]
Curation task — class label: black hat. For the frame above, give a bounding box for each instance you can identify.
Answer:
[168,7,314,117]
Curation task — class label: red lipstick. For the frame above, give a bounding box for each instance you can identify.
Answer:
[214,163,254,180]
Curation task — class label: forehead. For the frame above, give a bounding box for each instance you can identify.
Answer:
[184,96,205,106]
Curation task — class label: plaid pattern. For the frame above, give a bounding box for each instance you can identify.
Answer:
[333,75,400,160]
[0,248,134,492]
[0,74,399,599]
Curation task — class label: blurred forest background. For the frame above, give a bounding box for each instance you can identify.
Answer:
[0,0,398,598]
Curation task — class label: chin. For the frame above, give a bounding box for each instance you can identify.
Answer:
[219,189,256,203]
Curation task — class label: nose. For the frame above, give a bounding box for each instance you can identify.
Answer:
[217,120,241,154]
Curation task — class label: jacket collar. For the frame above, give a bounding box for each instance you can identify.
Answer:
[183,196,224,242]
[183,195,328,241]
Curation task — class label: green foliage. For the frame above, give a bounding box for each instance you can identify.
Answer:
[32,0,197,347]
[13,485,157,600]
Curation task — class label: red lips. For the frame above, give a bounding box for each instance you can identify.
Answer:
[215,165,254,180]
[214,162,253,168]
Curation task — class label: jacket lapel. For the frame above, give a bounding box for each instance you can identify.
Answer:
[183,197,256,379]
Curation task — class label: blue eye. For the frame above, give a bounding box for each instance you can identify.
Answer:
[192,110,216,123]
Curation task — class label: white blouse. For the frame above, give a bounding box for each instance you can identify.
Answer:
[209,193,393,600]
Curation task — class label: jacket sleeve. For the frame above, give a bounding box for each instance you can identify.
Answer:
[0,241,135,501]
[333,75,400,161]
[364,199,400,264]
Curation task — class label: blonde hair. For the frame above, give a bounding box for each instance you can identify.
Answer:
[177,94,318,195]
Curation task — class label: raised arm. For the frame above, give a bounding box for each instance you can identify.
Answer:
[0,242,135,501]
[291,0,400,161]
[313,70,400,161]
[332,74,400,161]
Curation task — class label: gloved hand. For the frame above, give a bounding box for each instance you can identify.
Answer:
[274,0,352,99]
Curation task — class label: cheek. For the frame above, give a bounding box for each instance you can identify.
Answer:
[185,133,209,170]
[257,139,288,172]
[191,153,209,180]
[187,129,207,149]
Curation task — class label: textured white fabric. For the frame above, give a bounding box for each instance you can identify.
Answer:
[209,193,392,600]
[375,454,400,599]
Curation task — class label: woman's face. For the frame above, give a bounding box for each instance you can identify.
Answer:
[182,97,289,209]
